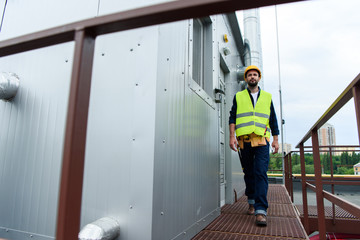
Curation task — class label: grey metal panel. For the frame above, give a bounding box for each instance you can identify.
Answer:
[0,0,99,41]
[215,14,246,203]
[0,42,74,238]
[81,26,159,240]
[152,20,220,240]
[98,0,175,15]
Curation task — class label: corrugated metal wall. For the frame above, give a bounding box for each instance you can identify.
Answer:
[217,15,246,202]
[152,16,221,234]
[152,15,244,239]
[81,26,159,240]
[0,43,74,239]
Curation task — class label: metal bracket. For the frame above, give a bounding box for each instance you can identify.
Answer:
[214,88,225,103]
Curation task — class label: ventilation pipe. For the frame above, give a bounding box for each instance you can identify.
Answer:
[78,217,120,240]
[243,8,264,89]
[0,72,20,100]
[237,40,251,83]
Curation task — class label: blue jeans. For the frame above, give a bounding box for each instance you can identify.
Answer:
[239,141,270,216]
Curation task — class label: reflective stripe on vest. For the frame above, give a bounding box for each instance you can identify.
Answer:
[235,90,272,138]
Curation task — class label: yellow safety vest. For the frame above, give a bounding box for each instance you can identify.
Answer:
[235,89,271,138]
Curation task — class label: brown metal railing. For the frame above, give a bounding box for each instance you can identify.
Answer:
[0,0,307,239]
[283,73,360,240]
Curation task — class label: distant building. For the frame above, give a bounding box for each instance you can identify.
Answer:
[354,163,360,175]
[279,143,292,155]
[318,123,337,155]
[318,123,336,146]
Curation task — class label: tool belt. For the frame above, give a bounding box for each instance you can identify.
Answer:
[237,133,268,149]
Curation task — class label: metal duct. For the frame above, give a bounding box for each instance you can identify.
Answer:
[0,72,20,100]
[78,217,120,240]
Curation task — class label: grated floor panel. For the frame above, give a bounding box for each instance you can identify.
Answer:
[192,184,308,240]
[296,205,360,219]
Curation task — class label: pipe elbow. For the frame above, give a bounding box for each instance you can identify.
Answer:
[78,217,120,240]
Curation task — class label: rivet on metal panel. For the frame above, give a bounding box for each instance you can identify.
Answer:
[163,140,165,143]
[132,138,135,141]
[129,205,133,209]
[30,235,33,238]
[130,49,133,51]
[190,39,192,42]
[135,83,138,86]
[167,58,169,61]
[138,44,140,46]
[5,229,8,232]
[101,53,105,56]
[65,59,68,62]
[182,72,184,74]
[183,232,186,235]
[164,89,167,91]
[160,212,164,215]
[203,219,206,222]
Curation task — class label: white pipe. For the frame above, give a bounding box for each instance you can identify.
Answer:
[0,72,20,100]
[78,217,120,240]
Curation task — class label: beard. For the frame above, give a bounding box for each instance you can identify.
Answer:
[248,81,258,87]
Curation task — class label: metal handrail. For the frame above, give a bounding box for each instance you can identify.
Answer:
[283,147,360,239]
[292,74,360,240]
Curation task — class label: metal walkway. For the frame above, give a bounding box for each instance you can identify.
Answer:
[192,184,308,240]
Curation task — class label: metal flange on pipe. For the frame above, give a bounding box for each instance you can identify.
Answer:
[0,72,20,101]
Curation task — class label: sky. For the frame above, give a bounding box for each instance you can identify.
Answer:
[239,0,360,150]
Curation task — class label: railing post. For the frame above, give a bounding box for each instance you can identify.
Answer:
[329,146,335,224]
[352,84,360,144]
[284,153,289,194]
[289,153,293,202]
[311,130,326,240]
[56,29,96,240]
[299,143,309,234]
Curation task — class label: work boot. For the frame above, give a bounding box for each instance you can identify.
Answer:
[255,214,267,226]
[247,204,255,215]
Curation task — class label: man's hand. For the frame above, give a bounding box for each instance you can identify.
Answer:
[271,135,279,154]
[229,135,238,152]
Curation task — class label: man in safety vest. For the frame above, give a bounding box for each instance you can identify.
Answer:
[229,65,279,226]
